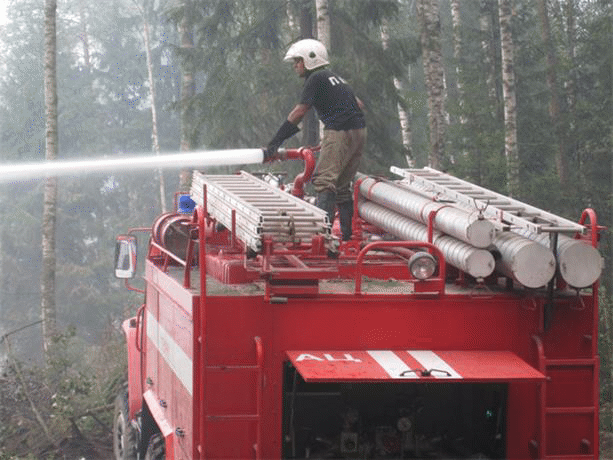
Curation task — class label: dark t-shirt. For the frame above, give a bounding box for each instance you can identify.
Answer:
[300,68,366,131]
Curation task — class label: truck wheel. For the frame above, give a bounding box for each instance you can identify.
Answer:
[144,433,165,460]
[112,384,138,460]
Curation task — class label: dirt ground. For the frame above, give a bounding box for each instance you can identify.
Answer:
[1,427,113,460]
[0,395,114,460]
[51,435,113,460]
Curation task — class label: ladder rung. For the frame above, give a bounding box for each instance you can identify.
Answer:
[484,199,512,205]
[448,186,479,192]
[467,194,500,200]
[541,226,586,233]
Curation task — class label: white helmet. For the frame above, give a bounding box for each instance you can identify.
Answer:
[284,39,329,70]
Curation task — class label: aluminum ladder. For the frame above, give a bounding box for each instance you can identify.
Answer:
[390,166,586,235]
[191,171,331,252]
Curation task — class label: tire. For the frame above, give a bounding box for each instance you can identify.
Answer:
[112,383,138,460]
[144,433,166,460]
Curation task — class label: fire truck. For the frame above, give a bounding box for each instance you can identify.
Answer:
[112,147,603,460]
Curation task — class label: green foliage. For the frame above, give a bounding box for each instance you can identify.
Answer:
[168,0,296,152]
[0,0,46,162]
[166,0,419,174]
[324,0,421,170]
[0,325,125,458]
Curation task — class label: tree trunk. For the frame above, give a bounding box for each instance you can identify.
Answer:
[315,0,330,49]
[565,0,576,119]
[78,0,90,69]
[287,1,297,30]
[42,0,58,358]
[179,0,195,191]
[381,19,413,166]
[537,0,567,185]
[565,0,578,184]
[143,17,168,212]
[315,0,330,143]
[450,0,463,103]
[480,0,498,110]
[417,0,446,169]
[450,0,467,162]
[299,1,318,146]
[498,0,520,197]
[298,0,312,39]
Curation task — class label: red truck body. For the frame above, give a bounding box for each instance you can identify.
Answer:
[114,150,602,460]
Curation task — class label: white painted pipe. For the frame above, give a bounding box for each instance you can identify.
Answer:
[359,196,556,288]
[513,231,603,288]
[358,199,495,279]
[0,149,266,183]
[491,231,556,288]
[358,176,495,248]
[555,235,603,288]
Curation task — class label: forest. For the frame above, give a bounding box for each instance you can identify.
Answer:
[0,0,612,458]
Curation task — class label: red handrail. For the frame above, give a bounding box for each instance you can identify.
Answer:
[354,241,446,295]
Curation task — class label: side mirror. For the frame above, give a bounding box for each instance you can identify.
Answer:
[115,235,137,279]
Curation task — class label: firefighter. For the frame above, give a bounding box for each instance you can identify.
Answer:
[264,38,366,241]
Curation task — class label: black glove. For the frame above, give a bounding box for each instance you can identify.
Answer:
[264,120,300,163]
[263,142,281,162]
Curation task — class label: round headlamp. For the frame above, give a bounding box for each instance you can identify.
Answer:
[409,252,437,280]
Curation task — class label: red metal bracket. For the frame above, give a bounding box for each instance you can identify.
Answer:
[425,205,451,244]
[578,208,605,248]
[531,334,546,460]
[254,336,264,460]
[283,147,318,198]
